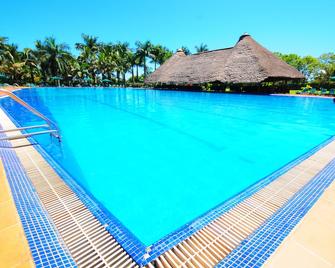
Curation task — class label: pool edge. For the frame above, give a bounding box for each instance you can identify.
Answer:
[1,105,335,267]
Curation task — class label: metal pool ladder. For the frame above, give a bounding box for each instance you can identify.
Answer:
[0,88,61,142]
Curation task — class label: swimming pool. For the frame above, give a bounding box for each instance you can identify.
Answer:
[1,87,335,246]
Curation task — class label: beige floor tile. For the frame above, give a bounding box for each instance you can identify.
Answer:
[293,215,335,264]
[0,160,34,267]
[264,178,335,267]
[14,260,35,268]
[265,240,332,268]
[0,225,32,267]
[306,198,335,226]
[0,183,10,203]
[0,169,11,203]
[0,200,19,229]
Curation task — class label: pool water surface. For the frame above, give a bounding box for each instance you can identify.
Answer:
[1,87,335,246]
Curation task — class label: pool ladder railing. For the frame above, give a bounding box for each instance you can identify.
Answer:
[0,88,61,142]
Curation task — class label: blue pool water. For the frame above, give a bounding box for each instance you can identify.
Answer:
[1,87,335,246]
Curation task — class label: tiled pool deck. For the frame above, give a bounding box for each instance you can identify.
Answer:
[0,105,335,267]
[263,176,335,267]
[0,159,34,267]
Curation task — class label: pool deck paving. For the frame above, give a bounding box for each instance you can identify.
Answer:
[263,178,335,268]
[0,104,335,267]
[271,93,335,99]
[0,159,34,268]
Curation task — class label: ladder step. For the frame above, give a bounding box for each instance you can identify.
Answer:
[0,124,49,133]
[0,130,58,141]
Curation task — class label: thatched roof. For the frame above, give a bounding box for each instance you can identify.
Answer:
[145,34,305,85]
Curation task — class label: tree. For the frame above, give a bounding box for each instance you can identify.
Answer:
[97,43,117,81]
[113,42,132,84]
[317,53,335,82]
[1,33,334,86]
[22,48,39,83]
[133,51,143,81]
[195,43,208,53]
[274,53,302,70]
[128,50,138,83]
[0,44,25,84]
[35,37,71,84]
[180,46,191,55]
[150,45,161,70]
[299,56,320,81]
[75,34,100,84]
[0,37,9,64]
[135,41,153,78]
[150,45,173,70]
[275,52,320,81]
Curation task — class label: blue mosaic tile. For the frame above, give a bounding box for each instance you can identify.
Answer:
[0,129,76,268]
[216,157,335,267]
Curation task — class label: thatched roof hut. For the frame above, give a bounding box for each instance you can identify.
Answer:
[145,34,305,87]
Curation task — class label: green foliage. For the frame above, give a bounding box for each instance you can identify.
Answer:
[180,46,191,55]
[317,53,335,82]
[0,34,175,86]
[195,43,209,53]
[0,33,334,88]
[201,82,213,91]
[274,52,335,83]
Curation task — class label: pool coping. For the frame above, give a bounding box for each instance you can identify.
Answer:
[1,92,335,266]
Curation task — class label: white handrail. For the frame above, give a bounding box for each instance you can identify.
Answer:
[0,88,60,140]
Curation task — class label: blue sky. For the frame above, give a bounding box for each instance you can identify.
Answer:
[1,0,334,56]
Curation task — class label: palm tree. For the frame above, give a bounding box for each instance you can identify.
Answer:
[133,52,143,82]
[135,41,153,78]
[0,37,9,64]
[128,49,141,83]
[75,34,100,84]
[35,37,71,84]
[69,58,90,86]
[0,44,25,84]
[157,46,172,66]
[150,45,173,70]
[195,43,209,53]
[97,43,117,81]
[150,45,161,70]
[0,36,7,47]
[113,42,132,85]
[22,48,39,83]
[181,46,191,55]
